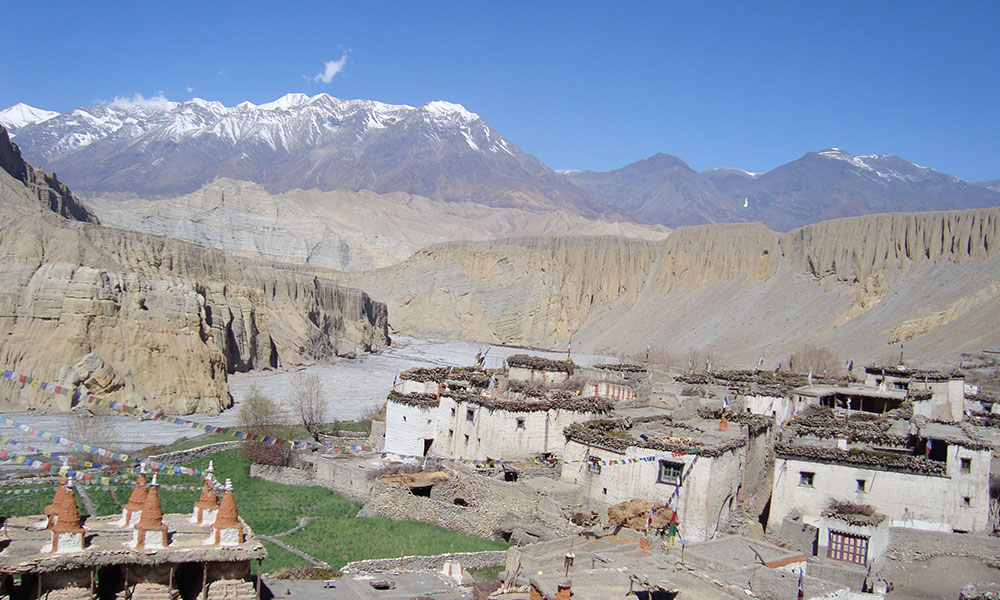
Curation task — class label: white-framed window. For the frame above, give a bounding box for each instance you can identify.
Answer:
[657,460,683,485]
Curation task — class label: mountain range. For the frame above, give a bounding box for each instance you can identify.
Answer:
[0,95,607,215]
[566,151,1000,231]
[3,95,999,232]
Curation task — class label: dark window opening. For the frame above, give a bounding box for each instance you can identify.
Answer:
[963,496,971,506]
[800,471,815,487]
[856,479,866,493]
[410,485,432,497]
[466,409,475,422]
[658,460,683,485]
[516,417,525,429]
[422,438,433,457]
[961,458,972,473]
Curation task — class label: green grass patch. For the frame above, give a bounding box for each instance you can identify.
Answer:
[282,517,509,570]
[0,448,507,574]
[468,566,504,585]
[260,541,312,572]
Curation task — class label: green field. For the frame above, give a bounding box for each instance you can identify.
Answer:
[0,446,507,574]
[282,516,509,570]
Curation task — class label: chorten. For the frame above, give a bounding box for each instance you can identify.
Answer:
[117,464,149,527]
[38,476,69,529]
[130,473,169,549]
[190,460,220,525]
[207,479,244,546]
[42,478,85,553]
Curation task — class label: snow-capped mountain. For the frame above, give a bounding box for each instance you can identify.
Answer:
[568,148,1000,231]
[0,103,59,129]
[2,93,608,214]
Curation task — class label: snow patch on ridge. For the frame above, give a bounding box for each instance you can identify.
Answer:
[0,103,60,129]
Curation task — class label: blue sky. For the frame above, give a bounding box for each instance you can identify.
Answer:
[3,1,998,180]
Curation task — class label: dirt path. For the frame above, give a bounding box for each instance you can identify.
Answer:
[75,484,98,516]
[258,518,334,569]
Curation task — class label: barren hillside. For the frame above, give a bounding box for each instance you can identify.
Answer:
[341,209,1000,367]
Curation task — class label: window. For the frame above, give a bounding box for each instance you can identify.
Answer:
[402,416,407,422]
[828,531,869,566]
[856,479,866,493]
[587,457,602,474]
[799,471,815,487]
[658,460,683,485]
[963,496,971,506]
[961,458,971,473]
[464,434,469,444]
[466,409,475,423]
[516,417,525,429]
[448,429,453,438]
[451,407,456,417]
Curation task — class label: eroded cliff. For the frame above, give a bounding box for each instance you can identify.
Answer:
[344,208,1000,365]
[0,130,388,414]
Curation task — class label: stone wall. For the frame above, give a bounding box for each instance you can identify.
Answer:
[249,463,315,487]
[362,469,580,542]
[148,441,244,465]
[340,550,506,574]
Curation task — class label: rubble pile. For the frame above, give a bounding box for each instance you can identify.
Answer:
[607,498,674,530]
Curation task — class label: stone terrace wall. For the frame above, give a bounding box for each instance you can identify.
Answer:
[340,550,506,574]
[148,441,244,465]
[249,463,315,487]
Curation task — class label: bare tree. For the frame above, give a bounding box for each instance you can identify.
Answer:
[291,373,326,442]
[238,384,284,434]
[794,344,841,376]
[237,385,293,466]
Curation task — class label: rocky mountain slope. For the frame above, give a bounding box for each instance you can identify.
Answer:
[1,95,609,215]
[341,208,1000,367]
[0,126,388,414]
[568,150,1000,231]
[85,179,669,271]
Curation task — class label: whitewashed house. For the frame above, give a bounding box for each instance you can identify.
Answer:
[769,412,993,535]
[560,413,772,542]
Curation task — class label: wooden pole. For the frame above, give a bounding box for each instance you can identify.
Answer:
[90,568,95,600]
[36,571,41,600]
[201,563,208,600]
[256,559,262,599]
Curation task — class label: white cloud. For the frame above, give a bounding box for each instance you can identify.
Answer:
[186,87,194,94]
[313,52,349,84]
[107,92,175,111]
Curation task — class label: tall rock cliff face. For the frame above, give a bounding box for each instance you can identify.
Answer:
[341,236,658,348]
[0,126,96,224]
[0,131,388,414]
[345,208,1000,366]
